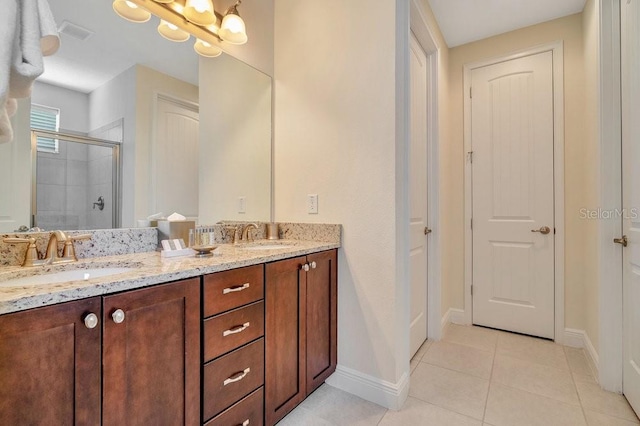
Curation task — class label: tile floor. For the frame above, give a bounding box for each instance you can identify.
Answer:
[280,324,640,426]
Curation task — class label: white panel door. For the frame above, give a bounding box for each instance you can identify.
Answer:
[622,0,640,415]
[409,34,429,357]
[0,100,32,232]
[153,97,199,219]
[471,52,555,339]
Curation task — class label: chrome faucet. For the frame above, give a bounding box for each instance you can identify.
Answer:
[241,223,259,242]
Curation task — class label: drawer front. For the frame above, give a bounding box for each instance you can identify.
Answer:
[204,301,264,361]
[204,387,263,426]
[203,265,264,317]
[203,338,265,422]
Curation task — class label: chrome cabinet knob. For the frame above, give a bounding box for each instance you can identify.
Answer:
[310,261,317,269]
[302,264,310,272]
[84,313,98,329]
[112,309,125,324]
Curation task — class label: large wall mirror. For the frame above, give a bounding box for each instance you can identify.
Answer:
[0,0,272,233]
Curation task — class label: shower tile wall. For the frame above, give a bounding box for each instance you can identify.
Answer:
[36,142,89,230]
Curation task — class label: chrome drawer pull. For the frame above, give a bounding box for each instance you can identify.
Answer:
[223,368,250,386]
[223,283,250,294]
[235,420,250,426]
[223,322,250,337]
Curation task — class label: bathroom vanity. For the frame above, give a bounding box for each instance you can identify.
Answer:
[0,236,339,426]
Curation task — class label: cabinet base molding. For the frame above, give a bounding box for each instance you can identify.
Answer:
[325,365,409,410]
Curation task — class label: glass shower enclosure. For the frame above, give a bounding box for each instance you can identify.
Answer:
[31,130,121,230]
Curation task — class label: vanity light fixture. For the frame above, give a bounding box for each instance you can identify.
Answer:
[158,20,190,42]
[113,0,151,23]
[219,1,247,45]
[113,0,248,58]
[194,39,223,57]
[183,0,216,26]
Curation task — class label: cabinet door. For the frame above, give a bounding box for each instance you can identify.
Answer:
[306,250,338,394]
[265,256,307,426]
[0,298,101,425]
[103,278,200,426]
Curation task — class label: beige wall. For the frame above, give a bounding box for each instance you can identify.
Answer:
[274,0,402,391]
[582,0,600,351]
[445,13,599,348]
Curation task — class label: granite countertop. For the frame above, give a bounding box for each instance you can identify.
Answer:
[0,240,339,315]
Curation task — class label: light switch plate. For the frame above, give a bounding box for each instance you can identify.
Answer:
[307,194,318,214]
[238,196,246,214]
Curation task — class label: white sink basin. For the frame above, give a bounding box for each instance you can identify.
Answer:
[0,267,135,288]
[242,244,294,251]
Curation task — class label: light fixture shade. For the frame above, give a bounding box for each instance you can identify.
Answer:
[219,5,247,44]
[158,20,190,42]
[194,39,222,57]
[153,0,173,3]
[184,0,216,26]
[112,0,151,23]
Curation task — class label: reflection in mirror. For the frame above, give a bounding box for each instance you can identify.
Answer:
[0,0,272,233]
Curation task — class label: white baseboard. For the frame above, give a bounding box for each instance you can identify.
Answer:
[441,308,467,337]
[564,328,600,380]
[325,365,409,410]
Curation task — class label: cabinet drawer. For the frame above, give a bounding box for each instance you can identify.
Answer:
[203,338,264,422]
[204,301,264,362]
[204,265,264,317]
[204,387,263,426]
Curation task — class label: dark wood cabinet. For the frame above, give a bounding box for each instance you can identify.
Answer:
[0,298,101,425]
[265,249,338,426]
[0,278,200,426]
[103,278,200,426]
[305,250,338,394]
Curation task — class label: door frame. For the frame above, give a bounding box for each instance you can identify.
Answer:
[410,0,442,341]
[463,41,566,343]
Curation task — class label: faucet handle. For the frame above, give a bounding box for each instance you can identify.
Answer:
[3,237,45,267]
[61,234,91,261]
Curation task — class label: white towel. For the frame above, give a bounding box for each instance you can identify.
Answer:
[0,0,60,144]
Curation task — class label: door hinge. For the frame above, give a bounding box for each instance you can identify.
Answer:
[470,218,473,230]
[467,151,474,163]
[470,87,472,98]
[471,285,473,296]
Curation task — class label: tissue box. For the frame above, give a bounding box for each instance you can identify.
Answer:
[157,220,195,248]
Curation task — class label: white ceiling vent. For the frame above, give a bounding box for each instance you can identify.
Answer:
[58,21,94,41]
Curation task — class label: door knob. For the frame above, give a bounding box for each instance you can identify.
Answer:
[614,235,628,247]
[302,264,310,272]
[310,261,317,269]
[112,309,125,324]
[531,226,551,235]
[424,227,432,235]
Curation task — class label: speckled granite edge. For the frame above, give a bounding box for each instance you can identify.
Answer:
[1,228,158,266]
[0,240,340,315]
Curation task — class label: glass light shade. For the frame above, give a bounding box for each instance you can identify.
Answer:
[153,0,173,3]
[219,12,247,44]
[183,0,216,26]
[158,20,190,42]
[112,0,151,23]
[194,39,222,57]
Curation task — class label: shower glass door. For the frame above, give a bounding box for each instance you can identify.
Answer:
[31,130,121,230]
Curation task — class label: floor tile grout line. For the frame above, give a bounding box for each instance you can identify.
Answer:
[406,392,486,422]
[481,341,498,422]
[417,358,493,380]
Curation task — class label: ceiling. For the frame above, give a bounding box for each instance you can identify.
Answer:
[40,0,209,93]
[427,0,587,47]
